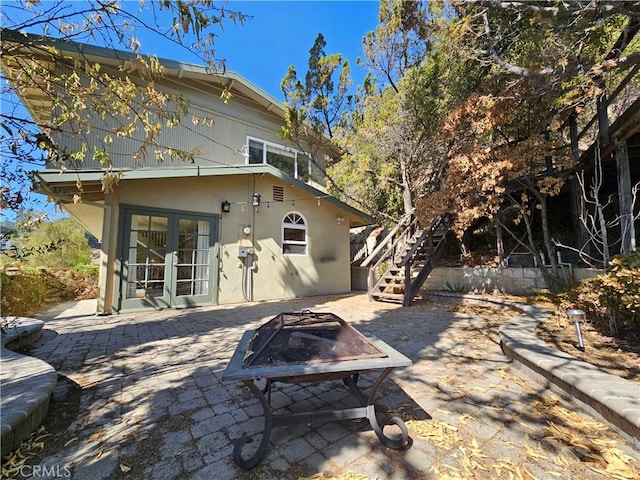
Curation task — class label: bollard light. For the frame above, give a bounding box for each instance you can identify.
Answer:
[566,309,586,352]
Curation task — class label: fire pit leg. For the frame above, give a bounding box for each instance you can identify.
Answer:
[232,380,274,469]
[366,367,409,449]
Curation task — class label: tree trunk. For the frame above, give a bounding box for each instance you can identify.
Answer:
[596,86,611,148]
[522,209,544,269]
[400,157,413,215]
[496,223,505,266]
[614,137,636,253]
[539,196,560,278]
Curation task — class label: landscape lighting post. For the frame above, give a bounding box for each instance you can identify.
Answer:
[567,309,586,352]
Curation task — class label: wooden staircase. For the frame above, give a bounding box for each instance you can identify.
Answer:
[361,210,451,306]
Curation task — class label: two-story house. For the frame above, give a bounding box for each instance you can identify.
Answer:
[2,31,374,314]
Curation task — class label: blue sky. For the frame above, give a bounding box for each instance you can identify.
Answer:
[208,1,381,100]
[4,1,381,100]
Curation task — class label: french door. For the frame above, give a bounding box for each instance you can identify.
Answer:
[118,207,218,311]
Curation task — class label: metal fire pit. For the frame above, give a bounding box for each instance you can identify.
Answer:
[222,311,412,469]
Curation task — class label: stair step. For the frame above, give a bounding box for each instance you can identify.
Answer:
[377,284,404,293]
[383,275,405,281]
[367,215,450,305]
[371,292,406,302]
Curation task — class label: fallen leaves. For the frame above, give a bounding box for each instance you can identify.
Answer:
[63,437,78,448]
[1,426,50,479]
[406,419,461,448]
[524,443,548,460]
[529,395,640,479]
[299,473,370,480]
[408,303,640,480]
[591,449,640,479]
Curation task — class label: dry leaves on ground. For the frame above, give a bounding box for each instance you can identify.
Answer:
[1,426,50,479]
[537,312,640,384]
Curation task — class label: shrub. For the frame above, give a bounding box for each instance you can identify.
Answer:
[562,251,640,337]
[1,270,48,317]
[1,266,99,317]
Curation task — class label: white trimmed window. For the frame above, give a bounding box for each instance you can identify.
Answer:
[247,137,311,182]
[282,212,307,255]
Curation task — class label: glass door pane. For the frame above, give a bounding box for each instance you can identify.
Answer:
[175,219,210,297]
[119,208,218,312]
[126,214,168,299]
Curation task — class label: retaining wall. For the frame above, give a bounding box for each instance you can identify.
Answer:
[423,267,599,294]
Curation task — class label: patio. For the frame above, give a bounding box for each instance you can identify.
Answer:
[8,293,640,479]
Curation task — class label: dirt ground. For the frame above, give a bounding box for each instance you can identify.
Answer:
[536,310,640,385]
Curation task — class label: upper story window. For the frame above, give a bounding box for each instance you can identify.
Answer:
[282,212,307,255]
[248,137,310,182]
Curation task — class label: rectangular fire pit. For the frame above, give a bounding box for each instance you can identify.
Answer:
[222,311,412,469]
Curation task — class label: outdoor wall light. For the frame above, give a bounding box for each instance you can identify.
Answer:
[336,217,345,225]
[221,200,231,213]
[566,309,586,352]
[252,193,261,206]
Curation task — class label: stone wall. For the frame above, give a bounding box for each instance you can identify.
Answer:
[423,267,599,295]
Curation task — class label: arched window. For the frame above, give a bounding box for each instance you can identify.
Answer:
[282,212,307,255]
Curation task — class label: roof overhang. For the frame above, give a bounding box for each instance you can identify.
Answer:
[30,164,375,227]
[1,28,343,162]
[1,28,286,125]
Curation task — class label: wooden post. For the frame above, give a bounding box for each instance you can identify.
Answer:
[496,223,505,266]
[614,137,636,252]
[569,114,580,162]
[367,266,375,302]
[403,261,412,307]
[568,114,589,250]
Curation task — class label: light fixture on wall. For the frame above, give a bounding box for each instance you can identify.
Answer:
[252,193,261,206]
[221,200,231,213]
[336,217,344,225]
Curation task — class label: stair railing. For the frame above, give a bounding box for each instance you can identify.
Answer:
[361,209,418,301]
[398,215,450,306]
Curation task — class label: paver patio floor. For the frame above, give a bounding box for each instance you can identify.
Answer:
[17,293,640,479]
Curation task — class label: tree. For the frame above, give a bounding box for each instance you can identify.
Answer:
[280,33,353,168]
[330,85,423,219]
[360,0,430,93]
[17,217,93,268]
[415,1,639,284]
[334,1,490,223]
[1,1,246,217]
[555,145,640,270]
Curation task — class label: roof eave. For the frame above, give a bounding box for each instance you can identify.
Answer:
[30,164,375,226]
[1,28,286,119]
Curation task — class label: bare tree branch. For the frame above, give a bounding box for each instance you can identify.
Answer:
[472,1,640,19]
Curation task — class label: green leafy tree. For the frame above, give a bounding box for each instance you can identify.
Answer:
[332,2,467,221]
[18,217,92,268]
[280,32,353,177]
[360,0,430,93]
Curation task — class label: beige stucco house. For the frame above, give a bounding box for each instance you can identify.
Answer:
[4,32,374,313]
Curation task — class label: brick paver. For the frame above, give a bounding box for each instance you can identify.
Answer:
[14,294,640,479]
